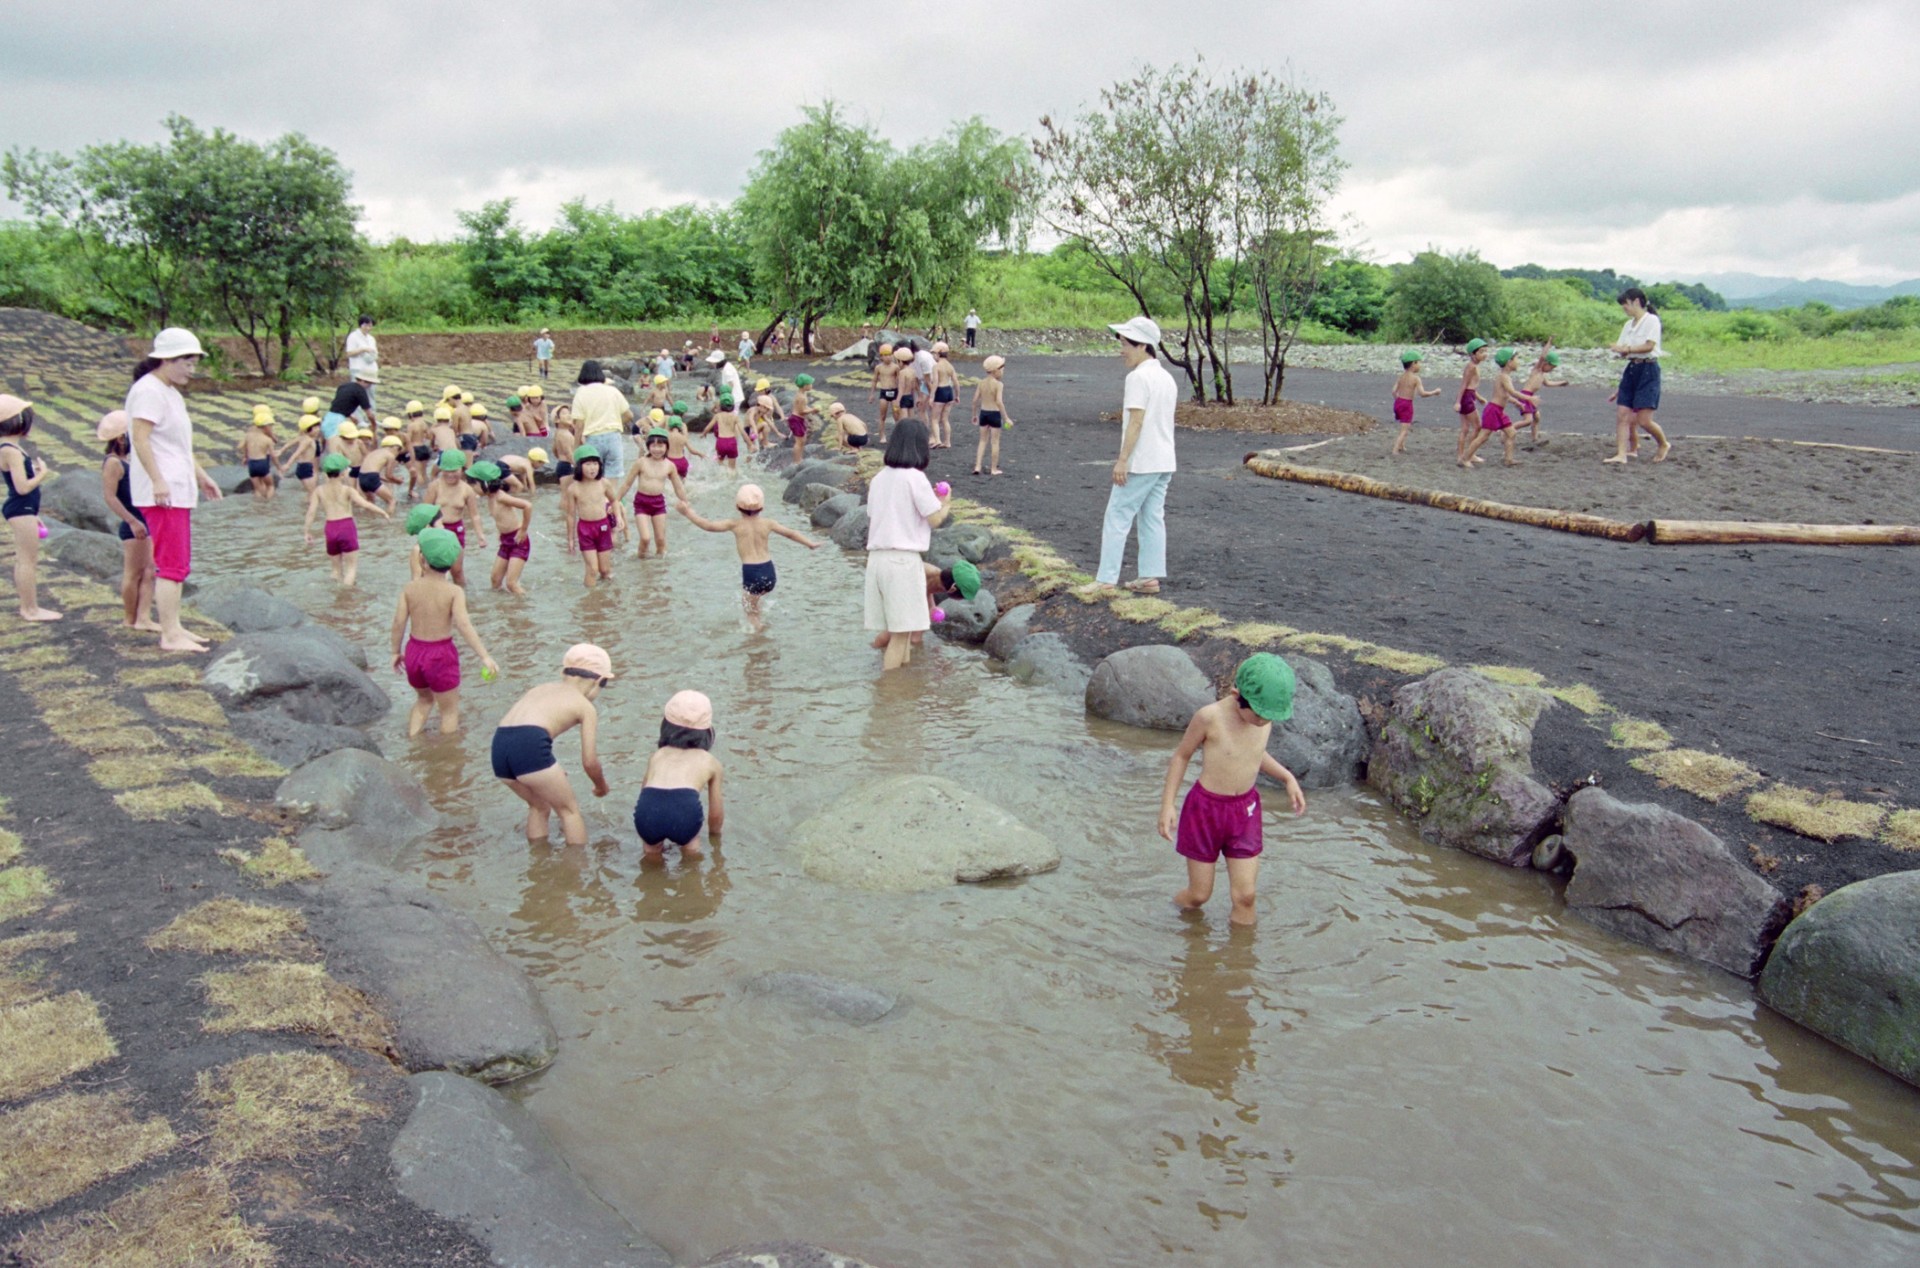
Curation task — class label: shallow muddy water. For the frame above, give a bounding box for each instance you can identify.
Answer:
[195,465,1920,1267]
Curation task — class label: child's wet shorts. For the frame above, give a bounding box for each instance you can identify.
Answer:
[496,529,530,561]
[554,460,574,479]
[845,431,869,448]
[878,389,898,401]
[117,504,147,542]
[670,456,690,477]
[786,414,807,438]
[633,786,704,847]
[294,461,314,481]
[446,519,466,545]
[404,636,461,694]
[1458,389,1479,414]
[714,437,739,460]
[1519,400,1537,418]
[1174,783,1264,864]
[934,385,955,403]
[323,517,359,556]
[576,516,614,554]
[898,395,916,410]
[413,444,433,462]
[1393,397,1414,424]
[742,560,777,595]
[978,410,1003,429]
[1480,403,1512,432]
[246,458,272,478]
[633,491,668,517]
[358,472,383,495]
[490,724,556,779]
[458,434,480,451]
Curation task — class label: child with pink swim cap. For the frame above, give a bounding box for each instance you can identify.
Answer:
[633,689,726,859]
[491,644,615,847]
[675,482,820,628]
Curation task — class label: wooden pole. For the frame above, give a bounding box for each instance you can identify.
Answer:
[1649,520,1920,545]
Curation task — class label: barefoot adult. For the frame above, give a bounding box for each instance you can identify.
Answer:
[864,419,950,671]
[1095,316,1178,594]
[1604,287,1670,465]
[126,328,224,653]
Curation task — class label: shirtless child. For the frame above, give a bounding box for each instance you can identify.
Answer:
[491,644,615,847]
[303,453,390,585]
[238,408,280,500]
[1456,338,1491,465]
[633,690,725,859]
[278,415,321,493]
[786,373,816,464]
[891,347,919,432]
[929,341,959,448]
[1389,350,1444,455]
[708,394,745,473]
[468,461,535,594]
[430,404,459,462]
[675,483,819,625]
[971,354,1012,476]
[1460,347,1533,468]
[614,429,690,558]
[664,409,703,479]
[363,431,403,509]
[403,400,433,498]
[827,402,869,450]
[1157,654,1308,926]
[869,343,901,441]
[427,451,486,586]
[1518,348,1570,448]
[390,528,498,736]
[563,445,624,588]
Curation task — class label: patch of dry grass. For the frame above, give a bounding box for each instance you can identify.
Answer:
[196,1051,383,1166]
[15,666,91,691]
[200,962,391,1053]
[141,691,227,728]
[7,1166,276,1268]
[1109,596,1177,624]
[8,646,71,671]
[116,664,202,689]
[189,745,287,781]
[1609,718,1675,751]
[1471,665,1546,688]
[0,992,117,1103]
[1283,631,1367,656]
[219,838,321,889]
[148,899,309,958]
[85,755,188,791]
[42,700,143,738]
[45,726,164,759]
[1746,785,1888,842]
[0,1090,177,1216]
[1216,621,1297,648]
[1068,581,1113,604]
[113,783,222,820]
[0,828,18,868]
[0,867,54,922]
[1158,607,1226,641]
[1548,683,1609,715]
[1353,645,1447,675]
[1631,749,1763,803]
[0,627,52,652]
[1881,809,1920,853]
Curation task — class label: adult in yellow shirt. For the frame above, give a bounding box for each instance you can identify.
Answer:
[571,361,634,481]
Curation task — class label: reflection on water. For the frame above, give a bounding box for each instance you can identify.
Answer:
[192,477,1920,1268]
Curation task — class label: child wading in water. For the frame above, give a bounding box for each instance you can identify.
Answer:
[303,453,390,585]
[1389,350,1443,455]
[971,354,1012,475]
[404,503,441,579]
[391,527,497,737]
[279,414,321,493]
[786,373,816,464]
[491,644,614,847]
[615,429,690,558]
[1455,338,1490,465]
[98,410,158,631]
[1158,654,1307,926]
[468,461,534,594]
[1460,347,1533,468]
[427,450,485,585]
[1518,348,1570,448]
[675,483,820,625]
[708,394,744,473]
[564,445,623,588]
[634,690,725,860]
[0,394,59,622]
[239,407,280,499]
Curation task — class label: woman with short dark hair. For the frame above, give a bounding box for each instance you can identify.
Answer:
[864,419,949,670]
[1605,288,1670,464]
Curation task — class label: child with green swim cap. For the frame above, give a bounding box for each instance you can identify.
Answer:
[1389,350,1442,456]
[1157,653,1307,927]
[390,527,498,737]
[614,429,690,559]
[1459,347,1535,469]
[426,449,485,586]
[303,452,390,588]
[1456,339,1491,465]
[1518,347,1570,449]
[403,502,441,579]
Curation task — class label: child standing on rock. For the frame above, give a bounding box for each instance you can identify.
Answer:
[491,644,614,848]
[634,690,725,859]
[1157,654,1307,927]
[1389,351,1442,456]
[391,527,498,737]
[304,453,390,586]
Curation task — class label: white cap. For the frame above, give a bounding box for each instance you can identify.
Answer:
[355,367,379,383]
[706,350,726,364]
[150,328,205,359]
[1108,316,1162,347]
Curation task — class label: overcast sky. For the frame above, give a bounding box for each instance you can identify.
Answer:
[7,0,1917,284]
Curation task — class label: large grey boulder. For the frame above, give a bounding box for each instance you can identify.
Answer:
[1562,787,1789,976]
[1085,644,1214,731]
[698,1245,883,1268]
[1008,633,1092,696]
[228,708,379,769]
[792,774,1060,892]
[744,971,898,1024]
[204,628,388,725]
[316,878,557,1082]
[204,463,263,495]
[934,586,997,643]
[276,749,436,839]
[810,491,862,528]
[1759,872,1920,1087]
[190,582,304,633]
[391,1072,671,1268]
[984,603,1038,662]
[928,521,994,565]
[781,461,851,503]
[1266,657,1368,791]
[38,471,117,534]
[789,482,844,514]
[40,528,124,583]
[1367,668,1561,866]
[829,505,871,551]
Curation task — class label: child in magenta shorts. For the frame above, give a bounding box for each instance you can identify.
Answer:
[391,527,498,736]
[1157,654,1307,927]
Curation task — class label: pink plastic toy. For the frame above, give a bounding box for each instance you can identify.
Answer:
[933,481,950,497]
[36,520,48,540]
[930,607,947,623]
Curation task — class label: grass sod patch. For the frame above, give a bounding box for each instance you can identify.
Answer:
[196,1050,384,1166]
[1881,810,1920,852]
[148,899,309,958]
[15,666,92,692]
[1470,665,1547,688]
[0,1090,178,1217]
[84,755,189,791]
[1548,683,1610,715]
[113,782,223,821]
[116,664,203,689]
[1215,621,1299,649]
[0,992,117,1103]
[43,725,165,759]
[40,699,144,737]
[1746,785,1889,842]
[1352,645,1448,675]
[0,867,55,921]
[0,827,18,867]
[200,962,392,1053]
[141,690,229,728]
[6,1166,276,1268]
[219,837,321,889]
[7,645,71,671]
[1630,749,1764,803]
[1109,596,1177,624]
[189,745,288,781]
[1157,607,1226,641]
[1609,718,1676,751]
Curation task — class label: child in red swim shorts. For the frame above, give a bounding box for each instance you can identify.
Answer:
[1157,654,1308,927]
[391,527,497,737]
[1390,350,1442,456]
[1460,347,1535,469]
[1456,338,1490,465]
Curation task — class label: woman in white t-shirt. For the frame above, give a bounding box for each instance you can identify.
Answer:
[126,328,224,653]
[1604,287,1671,464]
[863,419,950,671]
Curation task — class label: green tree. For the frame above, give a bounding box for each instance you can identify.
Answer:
[455,200,553,319]
[1310,258,1389,335]
[1388,250,1506,342]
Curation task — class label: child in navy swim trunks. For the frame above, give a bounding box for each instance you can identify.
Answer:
[1157,654,1307,927]
[633,690,725,859]
[0,394,59,623]
[491,643,614,847]
[1389,350,1442,456]
[675,483,820,626]
[390,527,497,737]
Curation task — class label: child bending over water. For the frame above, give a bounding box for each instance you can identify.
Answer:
[634,690,725,859]
[491,644,614,847]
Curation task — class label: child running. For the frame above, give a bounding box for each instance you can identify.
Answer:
[279,414,321,493]
[1389,350,1443,455]
[0,394,58,622]
[468,461,534,594]
[971,354,1011,476]
[1157,654,1307,927]
[390,527,497,737]
[564,445,623,588]
[675,483,820,623]
[1455,338,1491,465]
[615,429,690,559]
[633,690,725,859]
[303,453,390,586]
[97,410,158,631]
[1460,347,1533,468]
[708,394,744,473]
[491,644,614,847]
[238,407,280,499]
[1518,349,1570,448]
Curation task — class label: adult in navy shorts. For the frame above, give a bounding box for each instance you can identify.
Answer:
[1604,287,1671,464]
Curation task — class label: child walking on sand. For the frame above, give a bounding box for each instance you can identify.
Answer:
[0,395,58,622]
[971,355,1011,476]
[633,690,725,859]
[1460,347,1534,468]
[675,483,820,623]
[491,644,614,847]
[304,453,391,586]
[391,527,498,737]
[564,445,624,588]
[468,461,534,594]
[1456,339,1490,465]
[239,408,280,500]
[615,429,690,559]
[930,342,959,449]
[1158,654,1307,926]
[1389,350,1443,455]
[1518,349,1570,448]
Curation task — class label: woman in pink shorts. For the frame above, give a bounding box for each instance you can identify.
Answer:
[126,329,225,652]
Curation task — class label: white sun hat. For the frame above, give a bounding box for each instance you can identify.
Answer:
[1108,316,1162,347]
[150,328,205,359]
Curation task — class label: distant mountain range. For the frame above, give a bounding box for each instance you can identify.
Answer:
[1670,272,1920,311]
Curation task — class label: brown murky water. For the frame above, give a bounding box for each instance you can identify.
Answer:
[197,465,1920,1267]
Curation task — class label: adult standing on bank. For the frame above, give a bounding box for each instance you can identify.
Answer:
[1096,316,1178,594]
[864,419,950,671]
[1604,287,1670,465]
[320,368,378,441]
[344,315,378,408]
[534,329,555,380]
[126,328,224,652]
[964,307,980,349]
[572,360,634,483]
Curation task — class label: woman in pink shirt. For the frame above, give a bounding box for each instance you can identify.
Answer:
[126,328,224,652]
[863,419,950,670]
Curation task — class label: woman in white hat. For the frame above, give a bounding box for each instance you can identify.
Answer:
[1097,315,1178,594]
[125,328,224,652]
